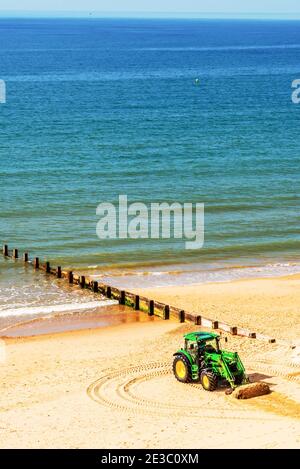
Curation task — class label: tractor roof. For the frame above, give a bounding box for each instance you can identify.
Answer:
[184,331,219,342]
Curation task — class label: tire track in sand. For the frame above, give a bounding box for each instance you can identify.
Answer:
[87,361,280,420]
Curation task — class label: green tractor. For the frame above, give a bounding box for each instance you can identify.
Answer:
[173,331,249,391]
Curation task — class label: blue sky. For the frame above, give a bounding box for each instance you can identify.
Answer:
[1,1,300,18]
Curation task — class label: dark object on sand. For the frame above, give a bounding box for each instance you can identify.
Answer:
[232,382,270,399]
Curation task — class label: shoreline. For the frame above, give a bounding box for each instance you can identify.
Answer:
[0,306,157,339]
[88,259,300,289]
[1,271,300,340]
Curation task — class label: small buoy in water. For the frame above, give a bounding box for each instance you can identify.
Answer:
[194,78,200,86]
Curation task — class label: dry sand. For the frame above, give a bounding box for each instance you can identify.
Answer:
[134,274,300,342]
[0,315,299,448]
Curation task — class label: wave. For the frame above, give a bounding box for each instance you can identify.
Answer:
[135,44,300,52]
[4,64,300,82]
[89,261,300,289]
[2,44,300,54]
[0,300,118,318]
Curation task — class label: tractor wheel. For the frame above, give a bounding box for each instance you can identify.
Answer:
[200,370,218,391]
[173,355,192,383]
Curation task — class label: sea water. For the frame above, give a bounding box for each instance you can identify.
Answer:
[1,19,300,325]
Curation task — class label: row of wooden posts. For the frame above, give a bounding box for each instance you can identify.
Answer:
[2,244,276,343]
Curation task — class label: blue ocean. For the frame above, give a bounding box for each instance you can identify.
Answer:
[1,18,300,319]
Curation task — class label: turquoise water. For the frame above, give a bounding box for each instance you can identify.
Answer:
[1,19,300,293]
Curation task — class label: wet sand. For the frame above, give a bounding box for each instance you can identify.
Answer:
[0,305,155,338]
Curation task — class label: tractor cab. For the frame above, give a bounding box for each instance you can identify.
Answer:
[184,331,220,357]
[173,331,248,391]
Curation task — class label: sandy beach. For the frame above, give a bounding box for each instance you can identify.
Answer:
[134,274,300,342]
[0,274,300,449]
[1,12,300,454]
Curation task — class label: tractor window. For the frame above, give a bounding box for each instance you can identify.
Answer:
[205,344,216,353]
[187,341,198,357]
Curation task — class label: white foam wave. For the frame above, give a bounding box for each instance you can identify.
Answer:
[0,300,118,318]
[6,63,300,82]
[136,44,300,52]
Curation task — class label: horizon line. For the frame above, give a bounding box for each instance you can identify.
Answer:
[1,10,300,20]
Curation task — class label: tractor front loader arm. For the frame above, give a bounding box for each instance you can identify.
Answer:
[235,353,249,384]
[218,356,236,389]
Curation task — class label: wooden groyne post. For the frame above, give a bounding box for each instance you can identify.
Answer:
[134,295,140,311]
[148,300,154,316]
[163,305,170,320]
[79,275,86,289]
[1,244,278,344]
[119,290,126,305]
[68,271,73,284]
[195,315,201,326]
